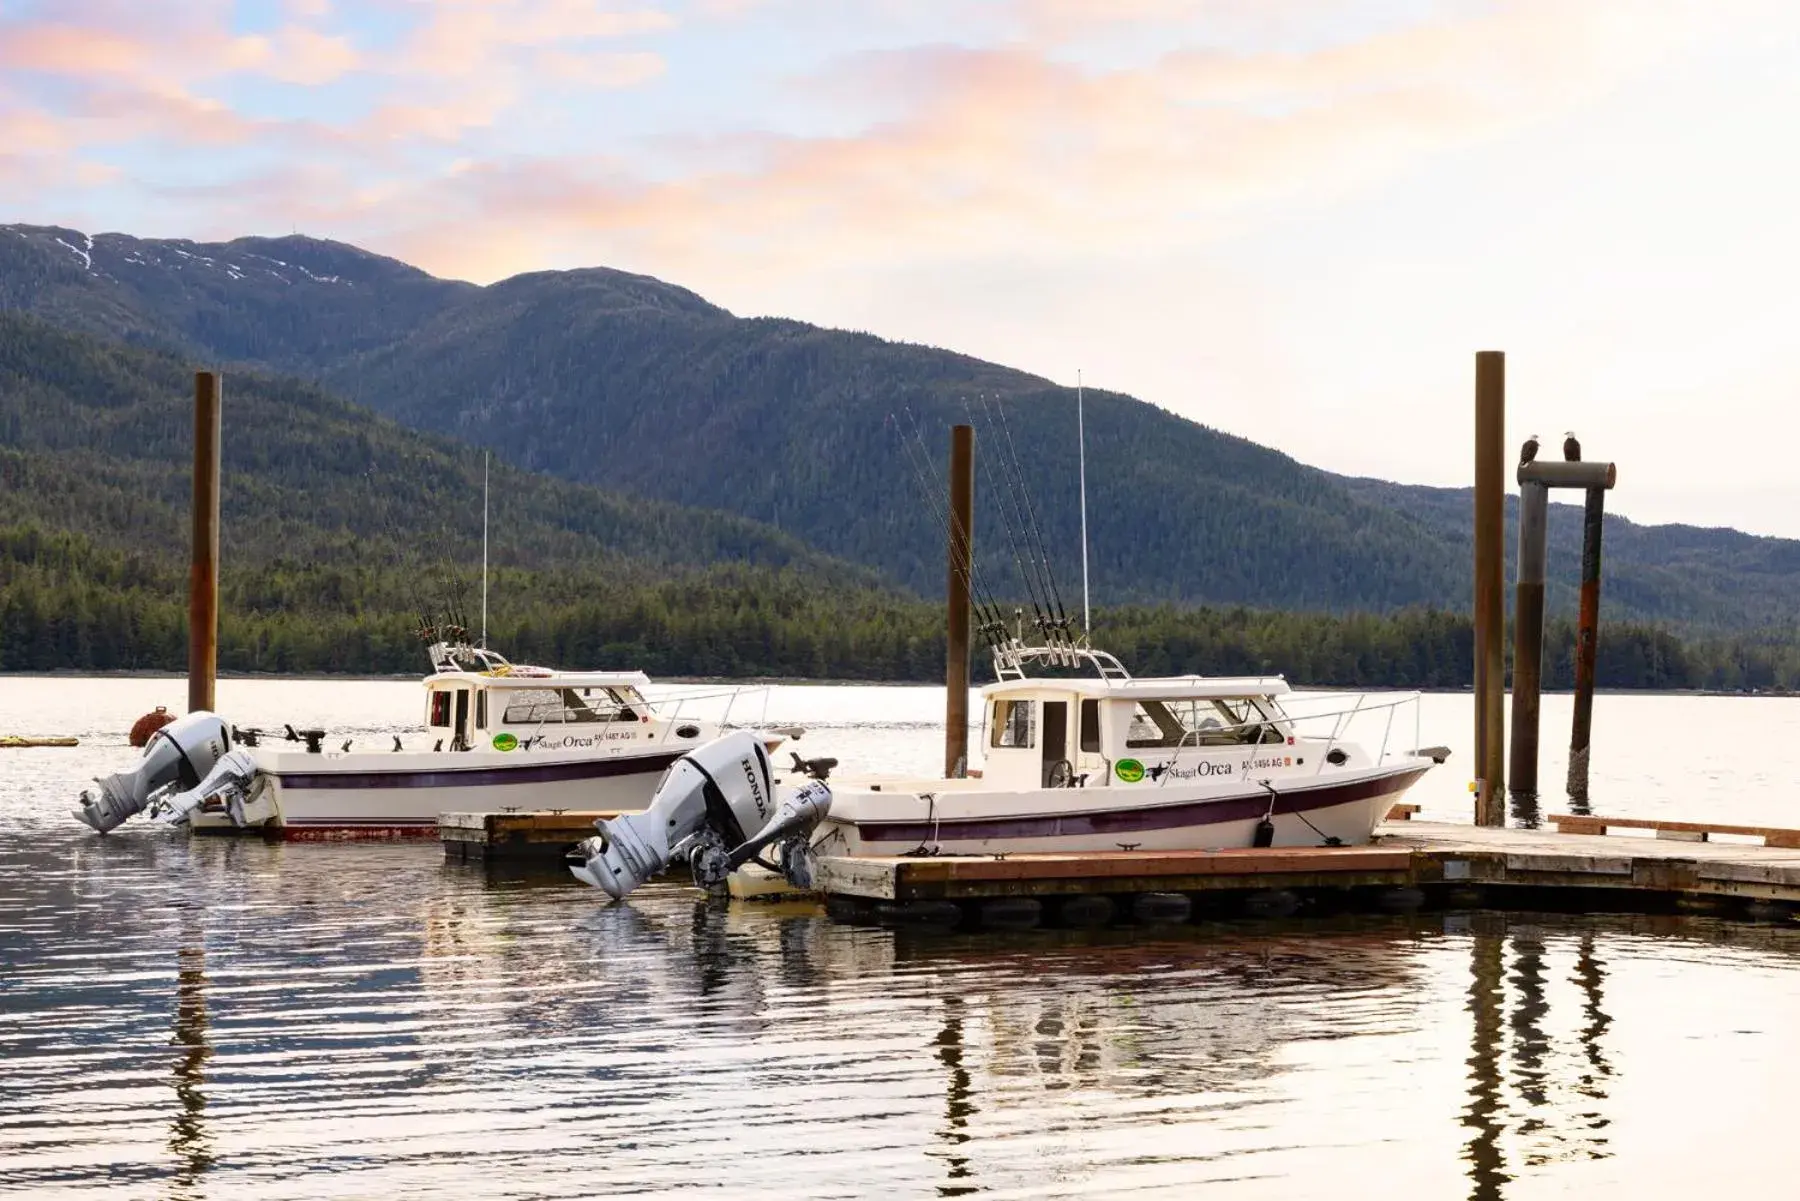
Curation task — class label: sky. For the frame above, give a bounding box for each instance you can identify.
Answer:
[4,0,1799,536]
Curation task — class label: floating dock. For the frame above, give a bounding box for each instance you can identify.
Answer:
[438,806,1800,928]
[439,810,622,864]
[813,817,1800,929]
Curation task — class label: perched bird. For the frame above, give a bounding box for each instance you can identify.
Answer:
[1563,430,1581,461]
[1520,434,1540,464]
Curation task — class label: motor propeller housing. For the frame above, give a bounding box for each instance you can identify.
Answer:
[569,729,831,900]
[73,711,231,834]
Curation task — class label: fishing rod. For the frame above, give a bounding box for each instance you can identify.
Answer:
[990,392,1077,648]
[935,402,1053,649]
[972,395,1072,654]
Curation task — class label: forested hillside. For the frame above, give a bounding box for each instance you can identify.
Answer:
[6,222,1799,632]
[0,313,859,579]
[8,523,1797,689]
[2,310,1793,687]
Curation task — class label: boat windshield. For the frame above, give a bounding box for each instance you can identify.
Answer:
[500,687,646,725]
[1125,697,1285,748]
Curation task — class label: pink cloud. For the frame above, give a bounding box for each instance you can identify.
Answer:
[0,25,155,76]
[535,48,666,87]
[403,1,675,76]
[258,25,363,85]
[367,0,1748,285]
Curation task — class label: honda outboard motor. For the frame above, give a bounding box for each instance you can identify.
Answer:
[74,711,231,834]
[569,730,832,900]
[155,749,263,829]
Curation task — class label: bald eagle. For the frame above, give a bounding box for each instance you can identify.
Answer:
[1563,431,1581,461]
[1520,434,1540,465]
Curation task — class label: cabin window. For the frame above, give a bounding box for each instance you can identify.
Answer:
[501,687,641,725]
[1079,700,1100,753]
[429,691,452,728]
[990,699,1036,749]
[476,690,488,731]
[453,690,470,741]
[1125,698,1283,748]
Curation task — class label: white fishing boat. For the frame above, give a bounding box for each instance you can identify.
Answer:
[563,639,1446,901]
[73,640,798,839]
[805,642,1443,858]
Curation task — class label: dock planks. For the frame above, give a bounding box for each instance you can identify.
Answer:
[437,807,1800,920]
[810,819,1800,911]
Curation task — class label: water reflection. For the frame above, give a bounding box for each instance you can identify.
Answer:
[1463,922,1508,1201]
[1460,917,1619,1200]
[1509,789,1542,830]
[8,821,1800,1199]
[932,996,977,1197]
[168,912,213,1198]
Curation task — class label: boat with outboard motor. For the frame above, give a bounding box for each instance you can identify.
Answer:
[564,637,1448,901]
[807,642,1444,858]
[72,640,800,838]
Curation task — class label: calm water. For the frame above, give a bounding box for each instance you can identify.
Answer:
[5,677,1800,1198]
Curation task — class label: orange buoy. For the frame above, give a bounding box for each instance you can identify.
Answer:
[129,706,176,748]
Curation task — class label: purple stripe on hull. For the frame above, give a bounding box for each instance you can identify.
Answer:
[276,751,682,791]
[855,767,1428,844]
[283,818,437,827]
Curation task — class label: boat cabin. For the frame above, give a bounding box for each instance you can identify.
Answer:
[978,675,1298,790]
[422,667,655,752]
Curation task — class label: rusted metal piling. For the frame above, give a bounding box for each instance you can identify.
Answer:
[945,424,975,778]
[1472,352,1507,825]
[1507,457,1616,819]
[1508,475,1549,814]
[1568,485,1608,809]
[189,371,221,714]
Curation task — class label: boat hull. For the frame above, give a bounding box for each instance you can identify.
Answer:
[818,764,1430,857]
[188,747,685,838]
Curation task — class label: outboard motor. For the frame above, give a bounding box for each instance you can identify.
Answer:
[569,730,832,900]
[74,711,231,833]
[155,749,263,829]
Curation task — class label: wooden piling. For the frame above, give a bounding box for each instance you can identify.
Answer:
[189,372,221,715]
[1472,352,1506,825]
[945,424,975,778]
[1508,479,1549,813]
[1568,486,1607,808]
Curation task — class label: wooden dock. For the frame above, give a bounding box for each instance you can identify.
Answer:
[439,809,618,864]
[437,805,1800,929]
[810,819,1800,929]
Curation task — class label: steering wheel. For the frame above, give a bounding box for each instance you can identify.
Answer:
[1046,759,1075,789]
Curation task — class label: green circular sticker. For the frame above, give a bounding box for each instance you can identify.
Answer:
[491,732,519,752]
[1115,758,1145,783]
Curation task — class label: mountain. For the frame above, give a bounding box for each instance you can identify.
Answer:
[0,312,862,580]
[0,312,927,673]
[3,222,1798,633]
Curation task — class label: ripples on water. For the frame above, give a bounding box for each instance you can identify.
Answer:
[5,678,1800,1198]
